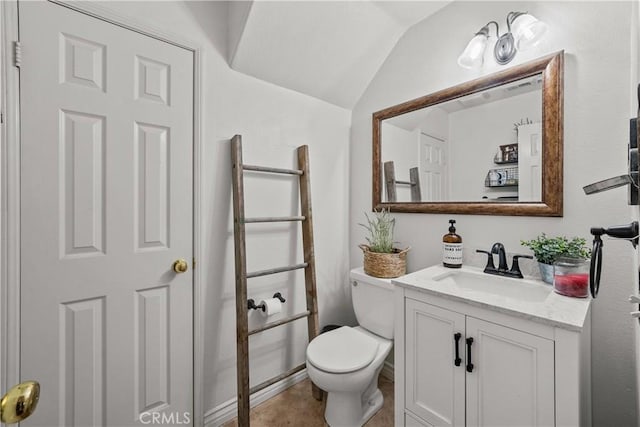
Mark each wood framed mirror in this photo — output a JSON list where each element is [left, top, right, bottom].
[[372, 51, 563, 216]]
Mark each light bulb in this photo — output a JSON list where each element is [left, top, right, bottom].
[[457, 33, 488, 69], [511, 13, 547, 51]]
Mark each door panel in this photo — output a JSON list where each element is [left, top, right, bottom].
[[135, 122, 171, 251], [19, 2, 194, 426], [405, 299, 465, 427], [60, 296, 106, 426], [61, 109, 107, 257], [465, 317, 554, 427]]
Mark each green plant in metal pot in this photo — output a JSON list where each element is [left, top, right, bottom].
[[520, 234, 590, 283], [358, 209, 409, 278]]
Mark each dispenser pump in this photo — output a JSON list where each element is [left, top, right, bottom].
[[443, 219, 463, 268]]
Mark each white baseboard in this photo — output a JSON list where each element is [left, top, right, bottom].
[[381, 360, 394, 381], [204, 369, 309, 427]]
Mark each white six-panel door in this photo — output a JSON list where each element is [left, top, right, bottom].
[[419, 133, 448, 202], [19, 2, 194, 425]]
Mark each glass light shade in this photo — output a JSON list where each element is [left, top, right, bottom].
[[511, 13, 547, 51], [457, 34, 488, 69]]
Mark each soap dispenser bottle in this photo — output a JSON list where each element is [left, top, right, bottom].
[[443, 219, 463, 268]]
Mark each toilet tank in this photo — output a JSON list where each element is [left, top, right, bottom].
[[350, 268, 395, 339]]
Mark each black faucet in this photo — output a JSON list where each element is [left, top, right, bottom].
[[491, 242, 508, 271], [476, 243, 533, 279]]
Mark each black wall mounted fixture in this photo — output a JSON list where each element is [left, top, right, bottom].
[[630, 117, 638, 205], [583, 84, 640, 298], [589, 222, 639, 298]]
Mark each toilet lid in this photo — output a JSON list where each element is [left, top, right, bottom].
[[307, 327, 379, 374]]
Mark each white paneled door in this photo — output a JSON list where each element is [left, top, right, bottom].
[[19, 2, 194, 426], [420, 133, 448, 202]]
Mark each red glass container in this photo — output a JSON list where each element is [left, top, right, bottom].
[[553, 257, 589, 298]]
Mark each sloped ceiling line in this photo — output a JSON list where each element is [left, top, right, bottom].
[[228, 1, 451, 109]]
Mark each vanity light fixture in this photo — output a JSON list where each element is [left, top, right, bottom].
[[457, 12, 547, 70]]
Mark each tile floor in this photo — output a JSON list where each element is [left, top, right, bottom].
[[223, 376, 394, 427]]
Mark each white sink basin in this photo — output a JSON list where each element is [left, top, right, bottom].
[[431, 269, 552, 303]]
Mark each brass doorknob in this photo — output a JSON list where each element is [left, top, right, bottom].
[[173, 259, 188, 273], [1, 381, 40, 424]]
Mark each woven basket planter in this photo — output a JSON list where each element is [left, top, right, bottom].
[[359, 245, 410, 278]]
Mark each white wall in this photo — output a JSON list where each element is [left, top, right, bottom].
[[419, 106, 449, 141], [351, 1, 638, 424], [92, 1, 352, 423], [381, 122, 419, 202], [633, 2, 640, 424]]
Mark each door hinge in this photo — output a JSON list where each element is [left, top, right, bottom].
[[13, 41, 21, 68]]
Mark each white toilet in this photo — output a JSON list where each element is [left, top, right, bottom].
[[306, 268, 394, 427]]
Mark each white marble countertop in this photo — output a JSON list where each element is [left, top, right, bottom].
[[392, 265, 592, 332]]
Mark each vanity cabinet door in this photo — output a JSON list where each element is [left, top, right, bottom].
[[405, 298, 466, 427], [465, 317, 555, 427]]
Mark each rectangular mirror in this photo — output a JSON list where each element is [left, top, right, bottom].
[[372, 51, 563, 216]]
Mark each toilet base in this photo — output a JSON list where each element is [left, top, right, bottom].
[[324, 387, 383, 427]]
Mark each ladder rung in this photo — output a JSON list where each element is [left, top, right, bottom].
[[250, 363, 307, 395], [244, 216, 305, 223], [249, 311, 311, 336], [243, 164, 303, 176], [247, 263, 308, 279], [396, 180, 413, 185]]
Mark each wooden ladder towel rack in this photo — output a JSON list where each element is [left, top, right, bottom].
[[383, 160, 421, 202], [230, 135, 321, 426]]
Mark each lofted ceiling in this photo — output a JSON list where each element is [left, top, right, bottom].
[[228, 1, 451, 109]]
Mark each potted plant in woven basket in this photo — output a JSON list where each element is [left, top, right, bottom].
[[359, 209, 410, 278], [520, 234, 590, 284]]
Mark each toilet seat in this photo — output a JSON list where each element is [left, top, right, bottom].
[[307, 326, 379, 374]]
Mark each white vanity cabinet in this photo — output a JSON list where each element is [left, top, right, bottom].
[[394, 266, 592, 427], [404, 298, 554, 426]]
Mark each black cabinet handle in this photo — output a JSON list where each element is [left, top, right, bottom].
[[453, 333, 462, 366], [466, 337, 474, 373]]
